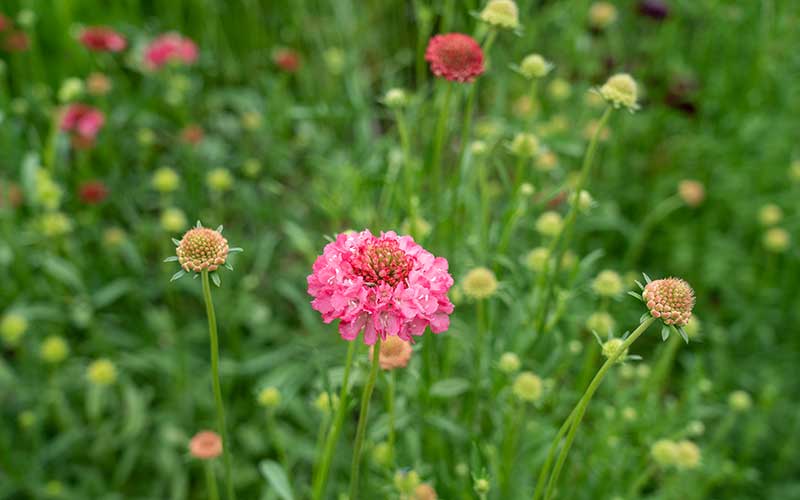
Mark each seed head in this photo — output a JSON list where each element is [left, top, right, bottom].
[[601, 338, 628, 363], [87, 358, 117, 386], [161, 208, 187, 232], [587, 311, 615, 334], [384, 88, 409, 108], [258, 386, 281, 409], [678, 180, 705, 207], [651, 439, 679, 466], [642, 278, 695, 326], [535, 211, 563, 238], [592, 270, 623, 297], [674, 440, 701, 469], [600, 73, 639, 111], [152, 167, 180, 192], [480, 0, 520, 29], [512, 371, 543, 402], [589, 2, 618, 29], [498, 352, 521, 374], [520, 53, 552, 79], [758, 204, 783, 226], [370, 335, 413, 370], [40, 335, 69, 364], [176, 226, 229, 272], [524, 247, 550, 272], [763, 228, 790, 253], [510, 132, 540, 157], [728, 390, 752, 412]]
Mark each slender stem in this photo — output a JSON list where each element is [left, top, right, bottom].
[[205, 461, 220, 500], [201, 271, 236, 500], [542, 317, 656, 500], [395, 110, 415, 220], [531, 407, 578, 500], [311, 340, 357, 500], [349, 337, 382, 499], [387, 371, 396, 465], [533, 107, 613, 334], [627, 462, 657, 498], [430, 83, 454, 229]]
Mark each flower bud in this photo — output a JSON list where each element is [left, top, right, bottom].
[[510, 132, 540, 157], [592, 270, 623, 297], [176, 226, 229, 272], [728, 390, 752, 412], [160, 208, 187, 233], [535, 211, 563, 238], [474, 478, 491, 495], [758, 204, 782, 226], [589, 2, 618, 29], [601, 338, 628, 362], [642, 277, 695, 326], [586, 311, 615, 335], [520, 53, 553, 79], [678, 180, 705, 207], [384, 88, 409, 108], [651, 439, 679, 466], [40, 335, 69, 364], [512, 371, 543, 402], [462, 267, 498, 300], [257, 386, 281, 409], [599, 73, 639, 110], [674, 440, 701, 469], [498, 352, 521, 374], [152, 167, 180, 192], [763, 228, 790, 252], [523, 247, 549, 272], [87, 358, 117, 386], [207, 168, 234, 192], [1, 313, 28, 346], [480, 0, 520, 29]]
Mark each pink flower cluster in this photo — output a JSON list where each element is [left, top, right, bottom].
[[308, 230, 454, 344], [60, 104, 105, 148], [79, 27, 127, 52], [144, 33, 198, 70], [425, 33, 485, 83], [642, 277, 695, 326]]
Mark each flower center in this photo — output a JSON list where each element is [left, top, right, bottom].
[[350, 239, 413, 287]]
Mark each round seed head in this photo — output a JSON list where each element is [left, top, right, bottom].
[[642, 278, 695, 326], [176, 227, 229, 272]]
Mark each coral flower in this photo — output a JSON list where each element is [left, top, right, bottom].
[[60, 104, 105, 142], [189, 430, 223, 460], [78, 181, 108, 204], [307, 230, 454, 344], [79, 27, 127, 52], [273, 48, 301, 72], [370, 335, 413, 370], [642, 278, 695, 326], [425, 33, 485, 83], [176, 226, 230, 272], [144, 33, 198, 70]]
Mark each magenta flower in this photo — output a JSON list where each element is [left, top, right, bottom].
[[60, 104, 105, 142], [307, 230, 454, 344], [144, 33, 198, 70], [79, 27, 127, 52]]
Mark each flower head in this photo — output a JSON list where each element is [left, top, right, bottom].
[[512, 371, 543, 402], [763, 227, 790, 253], [678, 180, 705, 207], [175, 225, 230, 273], [207, 168, 234, 192], [370, 335, 413, 370], [675, 440, 701, 469], [601, 338, 628, 363], [384, 88, 409, 109], [589, 2, 618, 30], [758, 204, 783, 226], [586, 311, 615, 334], [651, 439, 679, 466], [510, 132, 540, 157], [415, 483, 438, 500], [152, 167, 180, 192], [60, 104, 105, 143], [307, 230, 454, 344], [258, 386, 281, 409], [519, 53, 553, 79], [425, 33, 485, 83], [4, 31, 30, 52], [87, 358, 117, 386], [480, 0, 520, 30], [79, 27, 127, 52], [642, 278, 695, 326], [86, 72, 112, 96], [161, 208, 187, 232], [728, 390, 752, 412], [40, 335, 69, 364], [535, 211, 563, 238], [498, 352, 521, 374], [592, 270, 623, 297], [599, 73, 639, 111], [462, 267, 498, 300], [189, 430, 222, 460], [144, 33, 198, 70], [78, 180, 108, 205], [1, 313, 28, 346]]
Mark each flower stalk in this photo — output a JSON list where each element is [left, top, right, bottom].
[[349, 336, 383, 499]]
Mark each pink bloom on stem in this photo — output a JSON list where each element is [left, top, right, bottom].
[[78, 181, 108, 204], [273, 48, 301, 72], [307, 230, 454, 345], [189, 430, 222, 460], [61, 104, 105, 144], [79, 27, 127, 52], [425, 33, 485, 83], [144, 33, 198, 70]]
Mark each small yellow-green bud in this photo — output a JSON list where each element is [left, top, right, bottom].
[[523, 247, 549, 272], [241, 111, 262, 131], [763, 227, 790, 253], [474, 478, 491, 495], [728, 390, 752, 412], [137, 128, 155, 146], [510, 132, 540, 157], [687, 420, 705, 436], [498, 352, 521, 374], [535, 151, 558, 171], [601, 338, 628, 362], [314, 392, 339, 414], [462, 267, 499, 300], [592, 270, 623, 297], [257, 386, 281, 408], [371, 442, 392, 467], [160, 208, 187, 233], [535, 211, 563, 238], [207, 168, 234, 192], [58, 77, 84, 103], [152, 167, 180, 193], [675, 440, 701, 469], [586, 311, 615, 335], [39, 212, 73, 237], [568, 340, 583, 354], [758, 204, 783, 226], [622, 407, 637, 421], [40, 336, 69, 364], [589, 1, 618, 29], [1, 313, 29, 346], [18, 410, 36, 429], [651, 439, 679, 466], [324, 48, 345, 74], [384, 88, 409, 108], [599, 73, 639, 110], [520, 54, 553, 79], [512, 371, 543, 402], [394, 470, 421, 494], [480, 0, 519, 29], [548, 78, 572, 101], [470, 140, 489, 156], [87, 358, 117, 386], [789, 160, 800, 182]]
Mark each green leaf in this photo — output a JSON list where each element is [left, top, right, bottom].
[[229, 247, 244, 253], [259, 460, 295, 500], [627, 291, 642, 301], [661, 325, 670, 341], [163, 256, 178, 262], [171, 238, 181, 246], [211, 272, 221, 287], [170, 270, 186, 282], [430, 378, 470, 398], [196, 220, 202, 228], [216, 225, 224, 233], [643, 273, 652, 284], [41, 256, 84, 291], [92, 279, 133, 308], [634, 280, 644, 290], [677, 326, 689, 343]]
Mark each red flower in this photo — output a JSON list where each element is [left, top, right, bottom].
[[273, 48, 301, 73], [0, 14, 10, 33], [4, 31, 30, 52], [144, 33, 198, 70], [425, 33, 485, 83], [79, 181, 108, 204], [79, 27, 127, 52], [180, 125, 204, 145]]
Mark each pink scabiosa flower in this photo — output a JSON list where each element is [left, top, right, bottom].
[[79, 27, 127, 52], [425, 33, 485, 83], [144, 33, 198, 70], [165, 221, 243, 283], [60, 104, 105, 146], [370, 335, 413, 370], [189, 430, 222, 460], [642, 277, 695, 327], [78, 181, 108, 204], [307, 230, 454, 344]]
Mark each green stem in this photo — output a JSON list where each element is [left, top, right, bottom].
[[349, 337, 382, 499], [395, 110, 415, 220], [541, 317, 656, 500], [430, 83, 454, 230], [201, 270, 236, 500], [387, 371, 396, 465], [531, 407, 578, 500], [311, 340, 357, 500], [205, 461, 220, 500], [533, 107, 613, 334], [627, 462, 657, 498]]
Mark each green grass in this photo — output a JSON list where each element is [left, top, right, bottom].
[[1, 0, 799, 499]]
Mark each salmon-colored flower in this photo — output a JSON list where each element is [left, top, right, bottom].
[[79, 27, 127, 52], [370, 335, 413, 370], [308, 230, 454, 344], [189, 430, 222, 460], [642, 278, 695, 326], [176, 226, 229, 273], [425, 33, 485, 83], [144, 33, 198, 70]]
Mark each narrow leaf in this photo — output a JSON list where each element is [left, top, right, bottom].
[[634, 280, 644, 290], [196, 220, 202, 228], [259, 460, 295, 500], [170, 270, 186, 282], [216, 225, 223, 233], [661, 326, 670, 341], [643, 273, 652, 284], [678, 327, 689, 344], [224, 263, 234, 271], [229, 247, 244, 253], [211, 273, 221, 287], [430, 378, 470, 398], [163, 256, 178, 262], [627, 291, 642, 301], [171, 238, 181, 246]]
